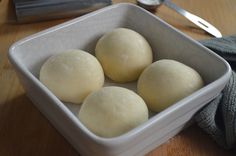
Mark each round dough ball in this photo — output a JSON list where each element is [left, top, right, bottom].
[[40, 49, 104, 104], [137, 59, 204, 112], [95, 28, 153, 83], [78, 86, 148, 138]]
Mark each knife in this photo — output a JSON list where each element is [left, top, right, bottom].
[[137, 0, 222, 38], [163, 0, 222, 38]]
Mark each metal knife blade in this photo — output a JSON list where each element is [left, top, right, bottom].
[[163, 0, 222, 38]]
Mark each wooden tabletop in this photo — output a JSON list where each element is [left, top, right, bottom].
[[0, 0, 236, 156]]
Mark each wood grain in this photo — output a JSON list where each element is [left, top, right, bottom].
[[0, 0, 236, 156]]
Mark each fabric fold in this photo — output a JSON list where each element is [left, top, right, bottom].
[[195, 35, 236, 149]]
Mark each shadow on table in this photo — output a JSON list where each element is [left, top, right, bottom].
[[148, 124, 234, 156], [0, 94, 78, 156], [182, 125, 234, 155], [3, 0, 17, 24]]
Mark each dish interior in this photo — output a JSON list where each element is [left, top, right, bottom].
[[11, 4, 228, 129]]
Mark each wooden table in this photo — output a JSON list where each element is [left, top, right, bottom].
[[0, 0, 236, 155]]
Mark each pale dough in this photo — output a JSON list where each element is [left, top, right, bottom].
[[137, 59, 204, 112], [39, 49, 104, 104], [78, 86, 148, 138], [95, 28, 153, 83]]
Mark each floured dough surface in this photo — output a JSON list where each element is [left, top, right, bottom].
[[40, 49, 104, 104], [78, 86, 148, 138], [137, 59, 204, 112], [95, 28, 153, 83]]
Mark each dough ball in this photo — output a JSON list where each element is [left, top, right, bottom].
[[78, 86, 148, 138], [137, 59, 204, 112], [40, 49, 104, 104], [95, 28, 153, 83]]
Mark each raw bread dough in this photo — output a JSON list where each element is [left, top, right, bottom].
[[95, 28, 153, 83], [39, 49, 104, 104], [78, 86, 148, 138], [137, 59, 204, 112]]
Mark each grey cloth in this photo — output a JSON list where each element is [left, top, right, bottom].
[[195, 35, 236, 149]]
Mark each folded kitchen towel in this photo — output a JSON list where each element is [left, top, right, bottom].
[[195, 35, 236, 149]]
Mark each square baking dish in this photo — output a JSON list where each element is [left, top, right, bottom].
[[8, 3, 231, 156]]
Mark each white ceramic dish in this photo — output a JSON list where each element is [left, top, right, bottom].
[[8, 3, 231, 156]]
